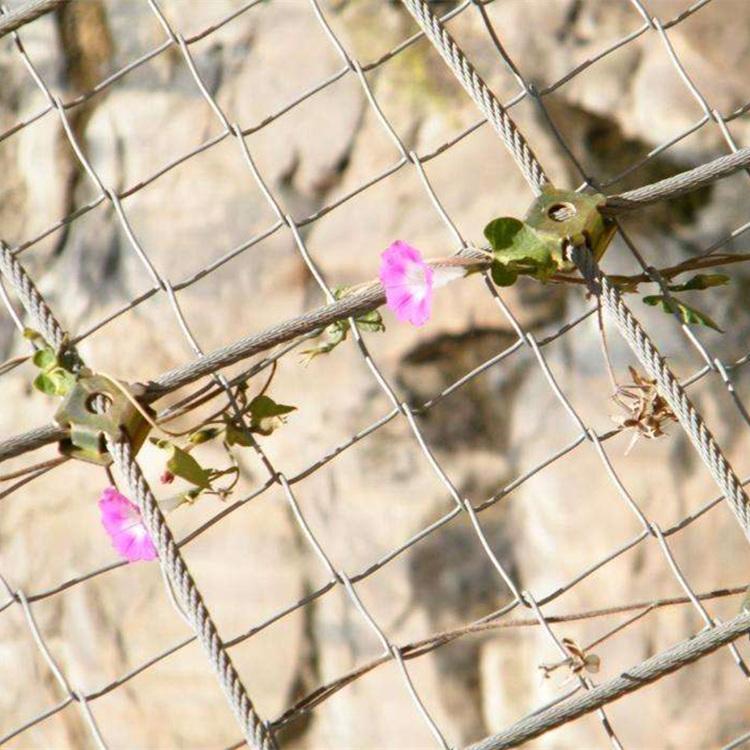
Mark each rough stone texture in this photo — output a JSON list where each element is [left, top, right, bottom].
[[1, 1, 750, 748]]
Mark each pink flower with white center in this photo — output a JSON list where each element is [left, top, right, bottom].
[[379, 241, 435, 326], [98, 487, 157, 563], [379, 241, 467, 326]]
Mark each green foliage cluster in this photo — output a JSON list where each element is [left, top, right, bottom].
[[301, 286, 385, 361], [484, 216, 730, 333]]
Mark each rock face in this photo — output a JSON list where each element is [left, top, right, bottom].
[[1, 1, 750, 748]]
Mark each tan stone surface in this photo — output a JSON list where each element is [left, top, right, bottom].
[[1, 2, 750, 748]]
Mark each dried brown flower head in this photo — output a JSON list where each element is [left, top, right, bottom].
[[539, 637, 600, 680], [612, 367, 677, 453]]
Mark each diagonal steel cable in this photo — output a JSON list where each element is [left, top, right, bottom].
[[2, 123, 748, 464], [106, 438, 276, 750], [0, 0, 65, 39], [571, 242, 750, 538], [399, 0, 750, 542], [604, 146, 750, 213], [0, 248, 276, 750], [399, 0, 548, 193], [395, 2, 750, 747], [1, 4, 750, 748], [468, 610, 750, 750], [0, 248, 485, 462], [0, 241, 67, 351]]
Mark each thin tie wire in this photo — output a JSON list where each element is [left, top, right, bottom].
[[523, 590, 625, 750], [394, 3, 750, 742], [12, 587, 109, 749], [5, 82, 750, 456]]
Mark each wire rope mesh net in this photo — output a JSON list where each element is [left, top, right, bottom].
[[1, 0, 750, 748]]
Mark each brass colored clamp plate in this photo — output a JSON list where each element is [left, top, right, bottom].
[[54, 374, 153, 465], [524, 185, 616, 270]]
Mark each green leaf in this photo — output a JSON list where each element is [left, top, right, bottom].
[[152, 439, 213, 489], [23, 327, 45, 343], [301, 320, 349, 361], [332, 286, 348, 300], [355, 308, 385, 333], [33, 367, 76, 396], [225, 421, 253, 447], [30, 343, 77, 397], [166, 445, 212, 489], [33, 372, 59, 395], [32, 348, 57, 370], [642, 295, 723, 332], [484, 216, 560, 283], [327, 320, 349, 345], [50, 368, 76, 396], [249, 395, 296, 418], [159, 487, 203, 513], [300, 294, 384, 361], [666, 273, 730, 292], [490, 263, 519, 287], [484, 217, 525, 250], [249, 394, 296, 436], [188, 427, 221, 445]]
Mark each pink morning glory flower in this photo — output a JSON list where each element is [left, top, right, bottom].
[[379, 241, 435, 326], [98, 487, 157, 563], [379, 241, 468, 326]]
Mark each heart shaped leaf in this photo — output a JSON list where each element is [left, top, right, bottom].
[[666, 273, 730, 292], [248, 395, 296, 436], [484, 217, 560, 284], [642, 295, 723, 332]]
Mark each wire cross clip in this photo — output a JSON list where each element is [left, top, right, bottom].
[[54, 373, 153, 465], [524, 185, 616, 265]]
